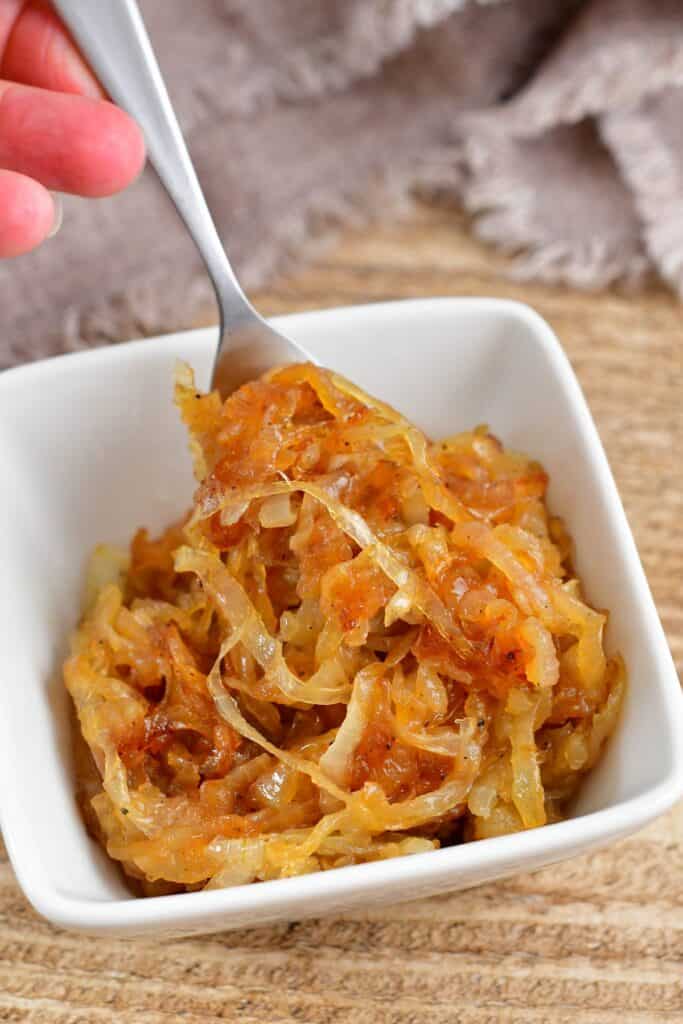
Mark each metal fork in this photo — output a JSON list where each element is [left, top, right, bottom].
[[54, 0, 310, 396]]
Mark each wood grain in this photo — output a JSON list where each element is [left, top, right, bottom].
[[1, 204, 681, 1022]]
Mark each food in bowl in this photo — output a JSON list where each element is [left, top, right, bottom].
[[64, 363, 624, 894]]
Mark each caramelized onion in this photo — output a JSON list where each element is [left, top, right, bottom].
[[64, 362, 624, 891]]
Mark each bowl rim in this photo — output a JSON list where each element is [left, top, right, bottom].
[[2, 296, 682, 934], [12, 771, 682, 933]]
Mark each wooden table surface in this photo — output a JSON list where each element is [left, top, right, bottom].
[[1, 205, 681, 1022]]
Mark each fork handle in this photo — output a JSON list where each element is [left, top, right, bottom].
[[53, 0, 253, 328]]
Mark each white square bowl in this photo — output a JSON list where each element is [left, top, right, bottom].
[[1, 298, 681, 937]]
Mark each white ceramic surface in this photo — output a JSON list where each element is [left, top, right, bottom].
[[0, 298, 681, 937]]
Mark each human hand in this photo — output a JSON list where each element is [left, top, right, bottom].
[[0, 0, 145, 257]]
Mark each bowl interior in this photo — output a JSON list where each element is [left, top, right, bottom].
[[0, 299, 679, 909]]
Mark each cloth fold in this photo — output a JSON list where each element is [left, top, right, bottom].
[[2, 0, 683, 367]]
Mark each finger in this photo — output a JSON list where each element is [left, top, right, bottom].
[[0, 167, 55, 256], [0, 80, 146, 196], [0, 0, 24, 55], [0, 0, 102, 99]]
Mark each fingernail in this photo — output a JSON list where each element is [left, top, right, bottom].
[[62, 39, 104, 100], [48, 193, 63, 238]]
